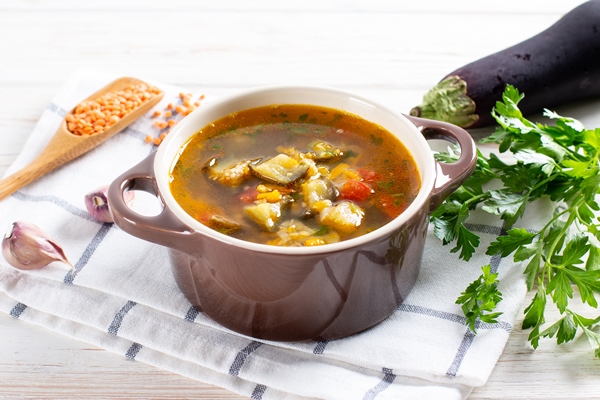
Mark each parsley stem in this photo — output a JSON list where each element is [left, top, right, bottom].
[[463, 191, 490, 208], [542, 202, 580, 276], [538, 207, 570, 239], [530, 171, 562, 193]]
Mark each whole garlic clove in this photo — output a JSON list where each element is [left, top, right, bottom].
[[1, 221, 74, 271], [84, 185, 134, 223]]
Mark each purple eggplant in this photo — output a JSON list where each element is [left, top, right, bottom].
[[410, 0, 600, 128]]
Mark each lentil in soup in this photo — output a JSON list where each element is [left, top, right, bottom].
[[169, 104, 420, 246]]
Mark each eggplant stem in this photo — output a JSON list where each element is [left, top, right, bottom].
[[410, 75, 479, 128]]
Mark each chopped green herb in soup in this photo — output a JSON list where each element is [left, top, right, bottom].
[[169, 104, 421, 246]]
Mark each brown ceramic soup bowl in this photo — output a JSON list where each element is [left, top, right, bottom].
[[108, 86, 476, 342]]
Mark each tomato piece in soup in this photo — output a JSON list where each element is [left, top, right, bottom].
[[339, 179, 373, 201], [358, 168, 381, 183]]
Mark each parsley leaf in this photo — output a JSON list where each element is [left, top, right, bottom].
[[486, 228, 536, 258], [456, 265, 503, 332], [431, 201, 480, 261], [452, 225, 480, 261], [546, 270, 573, 313], [481, 190, 528, 228]]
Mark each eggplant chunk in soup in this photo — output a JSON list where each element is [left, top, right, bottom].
[[169, 104, 421, 246]]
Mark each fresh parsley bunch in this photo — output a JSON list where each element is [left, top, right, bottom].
[[431, 85, 600, 357]]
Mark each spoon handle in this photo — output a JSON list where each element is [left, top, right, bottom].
[[0, 160, 51, 201], [0, 125, 103, 201]]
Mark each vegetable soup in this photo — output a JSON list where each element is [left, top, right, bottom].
[[169, 104, 421, 246]]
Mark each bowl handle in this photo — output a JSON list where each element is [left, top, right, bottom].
[[108, 152, 199, 254], [403, 114, 477, 211]]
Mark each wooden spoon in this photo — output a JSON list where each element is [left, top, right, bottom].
[[0, 76, 164, 201]]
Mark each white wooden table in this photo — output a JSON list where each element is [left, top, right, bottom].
[[1, 1, 599, 398]]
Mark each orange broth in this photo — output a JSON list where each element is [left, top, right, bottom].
[[169, 104, 421, 246]]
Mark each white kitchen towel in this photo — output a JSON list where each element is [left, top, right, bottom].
[[0, 70, 550, 400]]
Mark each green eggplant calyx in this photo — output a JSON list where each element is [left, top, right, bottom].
[[410, 75, 479, 128]]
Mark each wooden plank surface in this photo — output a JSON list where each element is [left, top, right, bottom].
[[1, 0, 599, 398]]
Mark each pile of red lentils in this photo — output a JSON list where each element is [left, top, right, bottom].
[[66, 83, 162, 136], [145, 92, 206, 146]]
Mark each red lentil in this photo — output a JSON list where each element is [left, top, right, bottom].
[[146, 91, 206, 146], [154, 120, 168, 129], [67, 83, 161, 136]]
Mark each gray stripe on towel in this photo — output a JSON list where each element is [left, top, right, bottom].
[[398, 304, 468, 325], [399, 303, 512, 332], [184, 305, 201, 322], [47, 102, 67, 117], [313, 340, 329, 354], [464, 222, 503, 236], [446, 329, 476, 377], [251, 384, 267, 400], [11, 192, 96, 222], [126, 342, 143, 360], [108, 300, 138, 336], [64, 223, 113, 284], [489, 253, 502, 274], [477, 319, 512, 333], [229, 341, 263, 377], [363, 367, 396, 400], [9, 303, 27, 318]]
